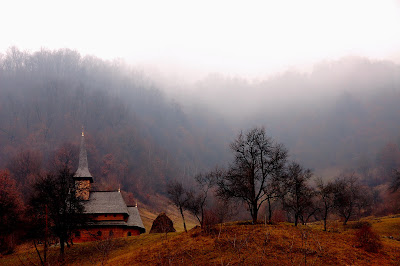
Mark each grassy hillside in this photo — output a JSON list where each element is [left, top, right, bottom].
[[138, 194, 198, 232], [2, 215, 400, 265]]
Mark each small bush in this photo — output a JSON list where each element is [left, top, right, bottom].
[[349, 220, 371, 229], [0, 234, 17, 255], [354, 225, 383, 253], [203, 210, 220, 235]]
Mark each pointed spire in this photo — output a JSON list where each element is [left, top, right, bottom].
[[74, 128, 93, 182]]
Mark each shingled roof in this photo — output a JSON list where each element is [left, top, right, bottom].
[[84, 191, 129, 214], [74, 131, 93, 182], [127, 206, 146, 233]]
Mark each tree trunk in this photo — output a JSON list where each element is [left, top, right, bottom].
[[180, 206, 187, 232], [294, 213, 299, 226], [343, 215, 349, 225], [194, 214, 201, 228], [60, 236, 65, 255], [323, 209, 328, 231], [343, 210, 352, 225], [200, 207, 204, 229], [252, 202, 258, 224], [33, 240, 44, 266], [267, 197, 272, 224]]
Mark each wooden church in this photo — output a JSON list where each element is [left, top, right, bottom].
[[73, 131, 145, 242]]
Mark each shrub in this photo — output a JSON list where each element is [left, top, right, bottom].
[[0, 234, 17, 255], [202, 210, 220, 235], [354, 225, 383, 253], [349, 220, 372, 229]]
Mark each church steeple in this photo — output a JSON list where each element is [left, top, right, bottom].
[[74, 128, 93, 200], [74, 128, 93, 183]]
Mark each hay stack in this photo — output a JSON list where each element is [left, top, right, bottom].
[[149, 212, 176, 234]]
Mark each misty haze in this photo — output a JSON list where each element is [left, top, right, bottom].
[[1, 1, 400, 265]]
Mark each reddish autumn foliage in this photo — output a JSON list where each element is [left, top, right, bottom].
[[0, 170, 24, 254], [6, 150, 42, 199], [47, 142, 78, 173], [0, 170, 24, 224]]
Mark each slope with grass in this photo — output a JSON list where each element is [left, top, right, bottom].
[[138, 194, 198, 232], [2, 216, 400, 265]]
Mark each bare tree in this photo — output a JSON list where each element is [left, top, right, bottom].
[[333, 174, 367, 225], [166, 180, 191, 232], [281, 162, 315, 226], [186, 168, 220, 228], [315, 177, 335, 231], [263, 174, 283, 224], [216, 127, 287, 224]]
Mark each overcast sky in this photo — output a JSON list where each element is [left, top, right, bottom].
[[1, 0, 400, 79]]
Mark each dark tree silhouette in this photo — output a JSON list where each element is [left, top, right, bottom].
[[185, 168, 220, 228], [263, 173, 284, 224], [315, 177, 335, 231], [0, 170, 24, 254], [281, 162, 315, 226], [166, 180, 191, 232], [333, 174, 367, 225], [216, 127, 287, 224], [29, 167, 87, 256]]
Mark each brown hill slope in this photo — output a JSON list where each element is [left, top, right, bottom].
[[2, 216, 400, 265], [138, 194, 198, 232]]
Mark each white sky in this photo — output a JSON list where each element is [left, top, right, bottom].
[[1, 0, 400, 79]]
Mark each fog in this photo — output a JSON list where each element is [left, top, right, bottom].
[[1, 1, 400, 199], [153, 56, 400, 174], [1, 47, 400, 206], [2, 0, 400, 79]]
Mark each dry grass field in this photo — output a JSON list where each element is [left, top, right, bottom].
[[1, 215, 400, 265]]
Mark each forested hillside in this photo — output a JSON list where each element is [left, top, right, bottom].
[[0, 47, 231, 202], [1, 47, 400, 204]]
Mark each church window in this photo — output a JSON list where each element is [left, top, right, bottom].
[[128, 232, 131, 236]]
